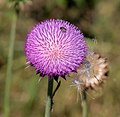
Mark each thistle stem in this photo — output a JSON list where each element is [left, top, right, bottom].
[[45, 78, 54, 117], [4, 12, 17, 117], [81, 90, 88, 117]]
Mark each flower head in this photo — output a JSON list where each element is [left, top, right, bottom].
[[25, 19, 87, 78], [72, 52, 109, 90]]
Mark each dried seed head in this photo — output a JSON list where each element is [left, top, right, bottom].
[[73, 52, 109, 90]]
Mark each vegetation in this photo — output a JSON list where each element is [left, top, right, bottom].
[[0, 0, 120, 117]]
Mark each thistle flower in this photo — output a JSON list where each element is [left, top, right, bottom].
[[72, 52, 109, 90], [25, 19, 87, 79]]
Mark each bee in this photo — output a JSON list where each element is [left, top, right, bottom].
[[60, 26, 67, 33]]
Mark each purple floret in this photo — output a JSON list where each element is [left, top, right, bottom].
[[25, 19, 87, 78]]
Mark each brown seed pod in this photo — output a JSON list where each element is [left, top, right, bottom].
[[75, 52, 109, 90]]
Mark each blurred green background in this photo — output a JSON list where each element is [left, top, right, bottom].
[[0, 0, 120, 117]]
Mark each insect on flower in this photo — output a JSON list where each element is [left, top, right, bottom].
[[60, 26, 67, 33]]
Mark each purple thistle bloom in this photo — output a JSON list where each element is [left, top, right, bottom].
[[25, 19, 87, 79]]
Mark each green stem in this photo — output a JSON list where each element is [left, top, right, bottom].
[[4, 12, 17, 117], [81, 90, 88, 117], [45, 78, 54, 117]]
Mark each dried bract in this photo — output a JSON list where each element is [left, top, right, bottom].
[[73, 52, 109, 90]]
